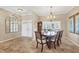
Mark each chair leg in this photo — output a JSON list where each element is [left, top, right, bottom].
[[36, 42, 38, 48], [54, 42, 56, 49], [57, 40, 60, 46], [60, 39, 62, 44], [41, 44, 43, 52], [46, 42, 49, 48]]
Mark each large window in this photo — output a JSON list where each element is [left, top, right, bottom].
[[42, 21, 61, 31], [10, 16, 18, 32], [5, 15, 20, 33]]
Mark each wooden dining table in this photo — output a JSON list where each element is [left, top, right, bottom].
[[42, 31, 57, 49]]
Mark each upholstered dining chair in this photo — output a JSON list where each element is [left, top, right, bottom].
[[50, 32, 60, 49], [59, 31, 63, 43], [50, 34, 57, 49], [57, 30, 63, 46], [35, 31, 47, 52]]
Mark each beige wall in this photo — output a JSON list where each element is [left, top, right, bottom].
[[66, 6, 79, 41], [0, 8, 21, 41]]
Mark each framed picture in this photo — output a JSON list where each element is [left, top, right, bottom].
[[75, 13, 79, 34], [69, 15, 75, 33]]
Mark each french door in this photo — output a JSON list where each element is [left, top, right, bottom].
[[22, 21, 33, 37]]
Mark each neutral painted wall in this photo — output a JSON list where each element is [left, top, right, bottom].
[[0, 8, 21, 41]]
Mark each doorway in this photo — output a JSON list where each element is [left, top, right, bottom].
[[22, 20, 33, 37]]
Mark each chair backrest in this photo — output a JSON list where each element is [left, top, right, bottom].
[[56, 31, 60, 41], [59, 30, 63, 38], [57, 30, 63, 41], [54, 34, 58, 42], [35, 31, 42, 41]]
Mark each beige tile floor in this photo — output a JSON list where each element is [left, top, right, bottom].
[[0, 37, 79, 53]]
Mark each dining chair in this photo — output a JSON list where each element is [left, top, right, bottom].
[[51, 31, 61, 47], [50, 34, 57, 49], [35, 31, 47, 52], [59, 30, 63, 43], [57, 30, 63, 46]]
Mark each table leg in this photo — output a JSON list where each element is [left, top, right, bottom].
[[47, 37, 52, 49]]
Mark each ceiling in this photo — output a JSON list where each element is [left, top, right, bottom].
[[0, 6, 74, 16]]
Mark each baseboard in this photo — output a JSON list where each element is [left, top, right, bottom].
[[0, 36, 20, 43]]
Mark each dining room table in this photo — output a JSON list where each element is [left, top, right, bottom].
[[42, 31, 57, 49]]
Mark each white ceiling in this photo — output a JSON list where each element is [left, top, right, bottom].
[[0, 6, 74, 16]]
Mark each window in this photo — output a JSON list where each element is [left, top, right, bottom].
[[5, 15, 19, 33], [43, 21, 61, 31], [10, 17, 18, 32]]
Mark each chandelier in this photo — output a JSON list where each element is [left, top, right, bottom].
[[47, 6, 56, 21]]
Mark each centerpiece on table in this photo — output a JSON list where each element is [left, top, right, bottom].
[[47, 29, 53, 35]]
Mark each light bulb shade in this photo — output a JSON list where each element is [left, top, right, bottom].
[[47, 16, 49, 19], [50, 15, 53, 19], [47, 15, 54, 19], [53, 15, 56, 19], [47, 15, 56, 20]]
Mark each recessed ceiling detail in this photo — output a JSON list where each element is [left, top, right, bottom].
[[0, 6, 74, 16]]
